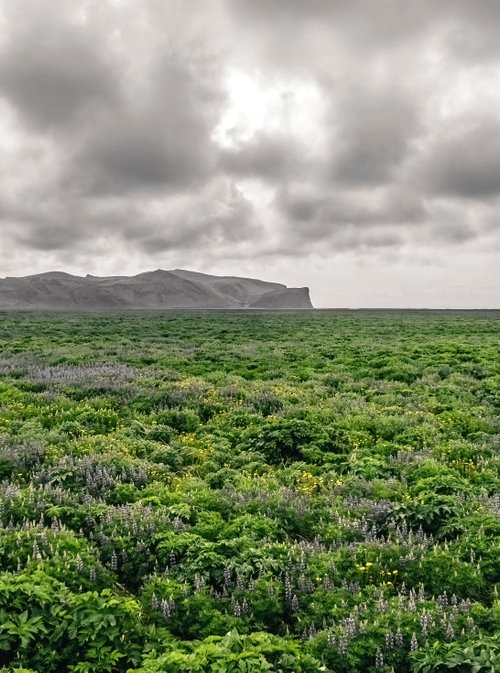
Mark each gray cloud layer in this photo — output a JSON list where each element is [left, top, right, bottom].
[[0, 0, 499, 305]]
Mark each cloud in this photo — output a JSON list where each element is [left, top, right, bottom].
[[218, 133, 296, 180], [0, 2, 119, 131], [444, 1, 500, 62], [227, 0, 437, 45], [275, 185, 426, 247], [228, 0, 500, 55], [422, 118, 500, 199], [331, 85, 420, 186], [75, 54, 225, 194], [121, 180, 258, 253]]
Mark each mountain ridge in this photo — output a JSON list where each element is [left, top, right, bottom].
[[0, 269, 313, 309]]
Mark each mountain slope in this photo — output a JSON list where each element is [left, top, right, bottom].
[[0, 270, 313, 309]]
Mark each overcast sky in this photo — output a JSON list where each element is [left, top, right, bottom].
[[1, 0, 499, 307]]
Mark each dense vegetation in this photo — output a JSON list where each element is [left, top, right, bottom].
[[0, 309, 499, 673]]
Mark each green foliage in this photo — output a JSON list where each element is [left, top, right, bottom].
[[238, 417, 326, 463], [0, 570, 143, 671], [0, 309, 499, 672], [411, 633, 500, 672], [135, 629, 323, 673]]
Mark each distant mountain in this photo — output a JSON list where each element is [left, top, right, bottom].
[[0, 269, 313, 309]]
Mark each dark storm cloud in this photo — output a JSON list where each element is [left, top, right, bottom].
[[332, 86, 420, 186], [17, 225, 86, 252], [233, 0, 425, 24], [0, 6, 119, 131], [4, 194, 102, 251], [276, 187, 426, 242], [446, 26, 500, 63], [119, 181, 257, 254], [228, 0, 500, 51], [75, 55, 224, 194], [227, 0, 435, 42], [424, 119, 500, 199], [0, 0, 232, 259], [447, 1, 500, 62]]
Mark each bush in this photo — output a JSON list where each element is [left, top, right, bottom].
[[135, 629, 323, 673]]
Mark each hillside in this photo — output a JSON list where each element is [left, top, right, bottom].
[[0, 269, 313, 309]]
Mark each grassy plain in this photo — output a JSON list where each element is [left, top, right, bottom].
[[0, 309, 499, 672]]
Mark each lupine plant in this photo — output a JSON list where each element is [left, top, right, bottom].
[[0, 309, 499, 671]]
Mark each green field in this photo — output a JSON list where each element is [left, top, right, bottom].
[[0, 310, 499, 672]]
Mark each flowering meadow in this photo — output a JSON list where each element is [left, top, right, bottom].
[[0, 310, 499, 672]]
